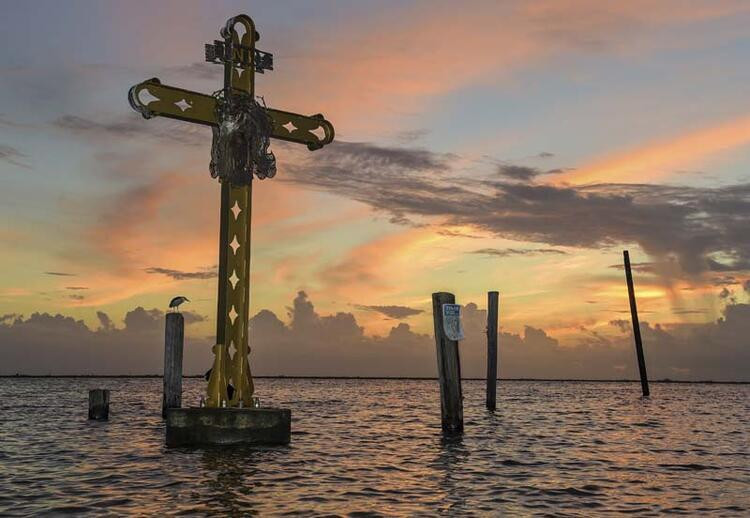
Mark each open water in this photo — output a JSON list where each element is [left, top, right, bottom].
[[0, 378, 747, 516]]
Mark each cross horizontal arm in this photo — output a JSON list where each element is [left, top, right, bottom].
[[128, 78, 334, 150]]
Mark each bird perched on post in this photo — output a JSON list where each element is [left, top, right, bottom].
[[169, 296, 189, 313]]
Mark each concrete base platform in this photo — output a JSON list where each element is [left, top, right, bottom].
[[165, 407, 291, 447]]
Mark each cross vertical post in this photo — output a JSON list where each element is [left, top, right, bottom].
[[208, 15, 258, 409]]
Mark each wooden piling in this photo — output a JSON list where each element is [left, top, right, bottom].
[[486, 291, 499, 411], [163, 312, 185, 417], [623, 250, 650, 397], [88, 389, 110, 420], [432, 292, 463, 434]]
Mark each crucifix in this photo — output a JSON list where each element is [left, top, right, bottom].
[[128, 14, 334, 409]]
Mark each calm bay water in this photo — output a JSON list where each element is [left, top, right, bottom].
[[0, 378, 747, 516]]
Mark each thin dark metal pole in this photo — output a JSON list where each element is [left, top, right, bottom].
[[623, 250, 650, 397], [486, 291, 499, 411]]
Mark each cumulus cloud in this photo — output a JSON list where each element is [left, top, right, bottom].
[[182, 312, 207, 325], [355, 304, 424, 319], [1, 292, 747, 381], [253, 294, 748, 380], [0, 306, 213, 375], [96, 311, 114, 331]]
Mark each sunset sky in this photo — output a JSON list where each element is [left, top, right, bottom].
[[2, 1, 749, 379]]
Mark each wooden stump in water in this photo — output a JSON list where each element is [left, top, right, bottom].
[[88, 389, 110, 420], [486, 291, 499, 411], [162, 312, 184, 417], [432, 292, 463, 434]]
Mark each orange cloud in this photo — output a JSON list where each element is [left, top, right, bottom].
[[559, 115, 750, 185], [316, 227, 448, 299], [266, 1, 749, 136], [62, 167, 320, 307]]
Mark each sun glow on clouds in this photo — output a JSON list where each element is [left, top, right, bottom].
[[559, 114, 750, 185], [2, 0, 750, 365]]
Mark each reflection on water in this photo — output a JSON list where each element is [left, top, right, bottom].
[[0, 379, 748, 515]]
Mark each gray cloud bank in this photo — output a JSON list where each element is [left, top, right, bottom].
[[52, 114, 209, 146], [1, 292, 747, 381], [284, 142, 750, 276]]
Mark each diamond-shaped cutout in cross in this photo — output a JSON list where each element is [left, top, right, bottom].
[[228, 305, 238, 324], [175, 98, 191, 112], [229, 236, 240, 254], [282, 121, 297, 133], [311, 125, 326, 141], [229, 270, 239, 289], [231, 200, 241, 219], [137, 88, 159, 106]]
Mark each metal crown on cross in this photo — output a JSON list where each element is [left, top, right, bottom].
[[128, 14, 334, 408]]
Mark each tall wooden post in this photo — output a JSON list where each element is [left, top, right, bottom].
[[432, 292, 463, 434], [486, 291, 499, 411], [623, 250, 650, 397], [163, 312, 184, 417]]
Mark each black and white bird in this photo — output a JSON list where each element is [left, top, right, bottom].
[[168, 296, 190, 313]]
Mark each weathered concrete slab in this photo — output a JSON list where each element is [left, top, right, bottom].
[[165, 407, 291, 447]]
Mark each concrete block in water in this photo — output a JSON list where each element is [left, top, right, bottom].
[[165, 407, 291, 447]]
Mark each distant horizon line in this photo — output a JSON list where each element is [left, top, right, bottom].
[[0, 374, 747, 384]]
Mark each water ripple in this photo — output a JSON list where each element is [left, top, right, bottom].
[[0, 379, 747, 516]]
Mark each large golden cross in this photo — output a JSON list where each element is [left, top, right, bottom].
[[128, 14, 334, 408]]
